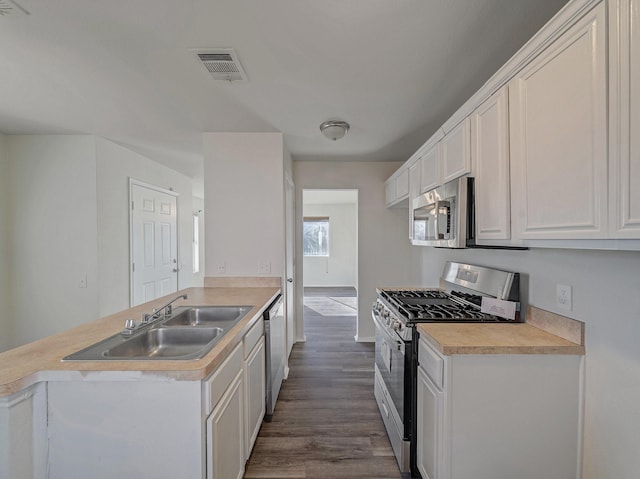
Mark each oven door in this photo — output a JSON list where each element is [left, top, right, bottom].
[[373, 312, 409, 435]]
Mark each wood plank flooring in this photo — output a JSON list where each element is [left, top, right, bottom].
[[244, 293, 404, 479]]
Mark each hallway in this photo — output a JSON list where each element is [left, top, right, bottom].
[[243, 289, 403, 478]]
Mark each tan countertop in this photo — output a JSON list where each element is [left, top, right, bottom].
[[417, 309, 585, 356], [0, 286, 280, 397]]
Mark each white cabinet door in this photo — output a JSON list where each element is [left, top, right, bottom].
[[471, 87, 511, 241], [409, 159, 421, 241], [441, 118, 471, 184], [509, 3, 608, 239], [417, 366, 443, 479], [207, 371, 245, 479], [244, 336, 266, 459], [386, 169, 410, 208], [396, 168, 410, 199], [420, 144, 440, 193], [610, 0, 640, 237], [385, 178, 396, 206]]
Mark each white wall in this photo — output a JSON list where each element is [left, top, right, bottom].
[[0, 134, 11, 352], [203, 132, 285, 278], [6, 135, 100, 347], [303, 202, 357, 288], [417, 246, 640, 479], [0, 135, 198, 351], [294, 161, 423, 341], [95, 137, 197, 316]]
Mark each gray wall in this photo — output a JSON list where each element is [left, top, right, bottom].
[[294, 161, 423, 341], [6, 135, 100, 347], [0, 134, 10, 352], [0, 135, 198, 351], [95, 137, 196, 317]]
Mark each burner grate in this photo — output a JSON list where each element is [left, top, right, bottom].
[[381, 288, 502, 322]]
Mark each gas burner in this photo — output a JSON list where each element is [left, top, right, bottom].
[[380, 288, 504, 322], [387, 290, 449, 299], [450, 290, 483, 306]]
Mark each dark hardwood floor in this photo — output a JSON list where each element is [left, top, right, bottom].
[[244, 291, 403, 479]]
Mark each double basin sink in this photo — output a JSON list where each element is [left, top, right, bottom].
[[63, 306, 252, 361]]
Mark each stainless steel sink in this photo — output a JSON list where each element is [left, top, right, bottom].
[[62, 305, 253, 361], [102, 327, 223, 359], [163, 306, 251, 327]]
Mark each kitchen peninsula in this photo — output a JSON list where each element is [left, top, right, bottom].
[[0, 286, 280, 479]]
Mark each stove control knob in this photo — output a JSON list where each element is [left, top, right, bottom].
[[391, 320, 402, 331]]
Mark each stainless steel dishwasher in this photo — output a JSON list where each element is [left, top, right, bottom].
[[264, 294, 286, 421]]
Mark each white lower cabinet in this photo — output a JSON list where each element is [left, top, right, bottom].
[[0, 383, 47, 479], [244, 323, 266, 459], [416, 336, 584, 479], [207, 371, 245, 479], [44, 322, 266, 479], [416, 367, 443, 479]]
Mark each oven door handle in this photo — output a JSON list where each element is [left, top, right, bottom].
[[371, 311, 404, 354]]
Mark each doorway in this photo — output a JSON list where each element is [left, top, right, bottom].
[[129, 179, 179, 306], [301, 189, 358, 336]]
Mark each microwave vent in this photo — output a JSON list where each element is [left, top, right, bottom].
[[195, 48, 248, 82]]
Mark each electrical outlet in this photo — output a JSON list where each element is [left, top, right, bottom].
[[556, 284, 572, 311], [257, 261, 271, 274], [215, 262, 226, 274]]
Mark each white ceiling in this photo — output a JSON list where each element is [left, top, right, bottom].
[[0, 0, 569, 190]]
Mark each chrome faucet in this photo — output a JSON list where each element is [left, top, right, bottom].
[[122, 293, 188, 334], [142, 293, 188, 323]]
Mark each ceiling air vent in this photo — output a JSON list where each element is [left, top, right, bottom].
[[0, 0, 28, 16], [195, 49, 248, 82]]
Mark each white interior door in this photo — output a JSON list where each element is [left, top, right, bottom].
[[130, 180, 179, 306]]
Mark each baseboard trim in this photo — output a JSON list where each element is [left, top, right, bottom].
[[354, 335, 375, 343]]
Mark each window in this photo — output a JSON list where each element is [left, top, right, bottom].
[[193, 214, 200, 274], [303, 217, 329, 256]]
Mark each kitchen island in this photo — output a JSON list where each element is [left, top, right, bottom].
[[0, 286, 280, 479]]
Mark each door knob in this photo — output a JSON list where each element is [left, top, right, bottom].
[[287, 278, 293, 283]]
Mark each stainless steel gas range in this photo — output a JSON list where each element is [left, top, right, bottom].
[[372, 262, 521, 477]]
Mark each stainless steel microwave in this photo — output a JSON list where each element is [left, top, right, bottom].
[[411, 177, 468, 248]]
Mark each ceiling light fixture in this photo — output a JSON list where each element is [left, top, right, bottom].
[[320, 120, 350, 141]]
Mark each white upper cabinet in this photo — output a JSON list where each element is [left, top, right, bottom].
[[385, 167, 410, 208], [408, 159, 421, 241], [471, 87, 511, 241], [441, 117, 471, 184], [417, 120, 470, 195], [509, 2, 608, 239], [420, 143, 440, 193], [610, 0, 640, 237], [396, 168, 410, 199]]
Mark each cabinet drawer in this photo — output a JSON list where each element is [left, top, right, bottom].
[[418, 338, 444, 389], [204, 342, 243, 415], [243, 319, 264, 359]]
